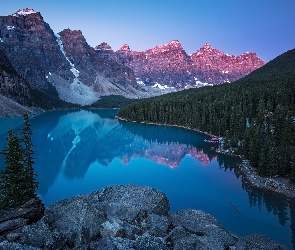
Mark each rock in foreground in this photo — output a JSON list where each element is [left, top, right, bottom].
[[0, 185, 285, 249]]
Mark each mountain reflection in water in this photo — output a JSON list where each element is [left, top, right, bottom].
[[0, 109, 294, 249]]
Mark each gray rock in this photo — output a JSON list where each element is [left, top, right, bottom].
[[167, 226, 191, 242], [167, 226, 209, 250], [65, 225, 91, 249], [172, 235, 209, 250], [100, 219, 124, 238], [0, 198, 44, 224], [147, 214, 170, 237], [170, 209, 236, 249], [21, 219, 53, 248], [0, 218, 28, 234], [90, 237, 117, 250], [0, 241, 41, 250], [234, 234, 286, 249], [111, 237, 135, 250], [99, 185, 170, 221], [6, 232, 20, 242], [44, 192, 106, 246], [135, 235, 169, 250]]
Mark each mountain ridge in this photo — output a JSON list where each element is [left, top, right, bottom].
[[115, 40, 265, 88], [0, 8, 265, 109]]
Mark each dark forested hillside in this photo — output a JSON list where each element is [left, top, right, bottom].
[[118, 48, 295, 180]]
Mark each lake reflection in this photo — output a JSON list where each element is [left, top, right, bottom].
[[0, 109, 294, 249]]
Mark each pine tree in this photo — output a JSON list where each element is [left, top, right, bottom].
[[0, 128, 25, 209], [0, 113, 39, 210], [20, 113, 39, 201]]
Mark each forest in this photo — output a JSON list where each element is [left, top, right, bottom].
[[118, 48, 295, 181]]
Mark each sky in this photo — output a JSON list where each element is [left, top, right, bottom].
[[0, 0, 294, 62]]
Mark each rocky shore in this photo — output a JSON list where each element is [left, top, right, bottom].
[[238, 160, 295, 199], [0, 185, 286, 249]]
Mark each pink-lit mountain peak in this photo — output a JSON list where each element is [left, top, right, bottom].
[[196, 42, 225, 56], [119, 44, 131, 52], [12, 8, 38, 17], [95, 42, 112, 51]]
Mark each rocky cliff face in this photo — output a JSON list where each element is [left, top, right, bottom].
[[0, 48, 31, 105], [190, 43, 265, 84], [116, 41, 265, 88], [0, 9, 73, 89], [0, 9, 143, 105], [117, 40, 195, 88]]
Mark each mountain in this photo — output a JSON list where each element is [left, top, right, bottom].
[[0, 8, 265, 108], [190, 43, 265, 84], [118, 48, 295, 180], [116, 41, 265, 88], [0, 9, 147, 106]]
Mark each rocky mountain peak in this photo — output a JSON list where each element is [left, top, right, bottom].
[[202, 42, 212, 49], [168, 40, 182, 47], [95, 42, 112, 51], [11, 8, 38, 17], [119, 44, 131, 52], [147, 40, 184, 54], [59, 28, 84, 41], [196, 43, 224, 56]]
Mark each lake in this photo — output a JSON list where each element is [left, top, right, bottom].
[[0, 109, 294, 249]]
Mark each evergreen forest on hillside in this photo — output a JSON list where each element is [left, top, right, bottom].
[[118, 49, 295, 180]]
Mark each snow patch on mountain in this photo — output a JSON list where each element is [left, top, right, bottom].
[[12, 8, 37, 16], [53, 33, 97, 104], [152, 82, 174, 90], [7, 26, 15, 30], [136, 78, 145, 85], [55, 33, 78, 75]]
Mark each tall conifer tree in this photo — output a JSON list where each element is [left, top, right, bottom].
[[0, 113, 39, 210]]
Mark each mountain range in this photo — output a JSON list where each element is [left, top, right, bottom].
[[0, 8, 265, 110]]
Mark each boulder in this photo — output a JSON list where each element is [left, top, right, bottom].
[[0, 218, 28, 234], [235, 234, 286, 249], [0, 240, 41, 250], [147, 214, 170, 237], [99, 185, 170, 221], [135, 235, 169, 250], [170, 209, 236, 249], [0, 198, 44, 223]]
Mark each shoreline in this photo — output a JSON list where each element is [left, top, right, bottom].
[[117, 116, 295, 199]]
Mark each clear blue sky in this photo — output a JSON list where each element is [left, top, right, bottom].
[[1, 0, 294, 62]]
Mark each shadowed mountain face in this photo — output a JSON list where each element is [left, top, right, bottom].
[[0, 49, 31, 105], [0, 10, 142, 105]]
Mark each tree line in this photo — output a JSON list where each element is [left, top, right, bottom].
[[118, 48, 295, 181]]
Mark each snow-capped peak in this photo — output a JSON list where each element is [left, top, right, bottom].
[[12, 8, 37, 16]]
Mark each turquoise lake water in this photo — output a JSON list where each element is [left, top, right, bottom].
[[0, 109, 294, 249]]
